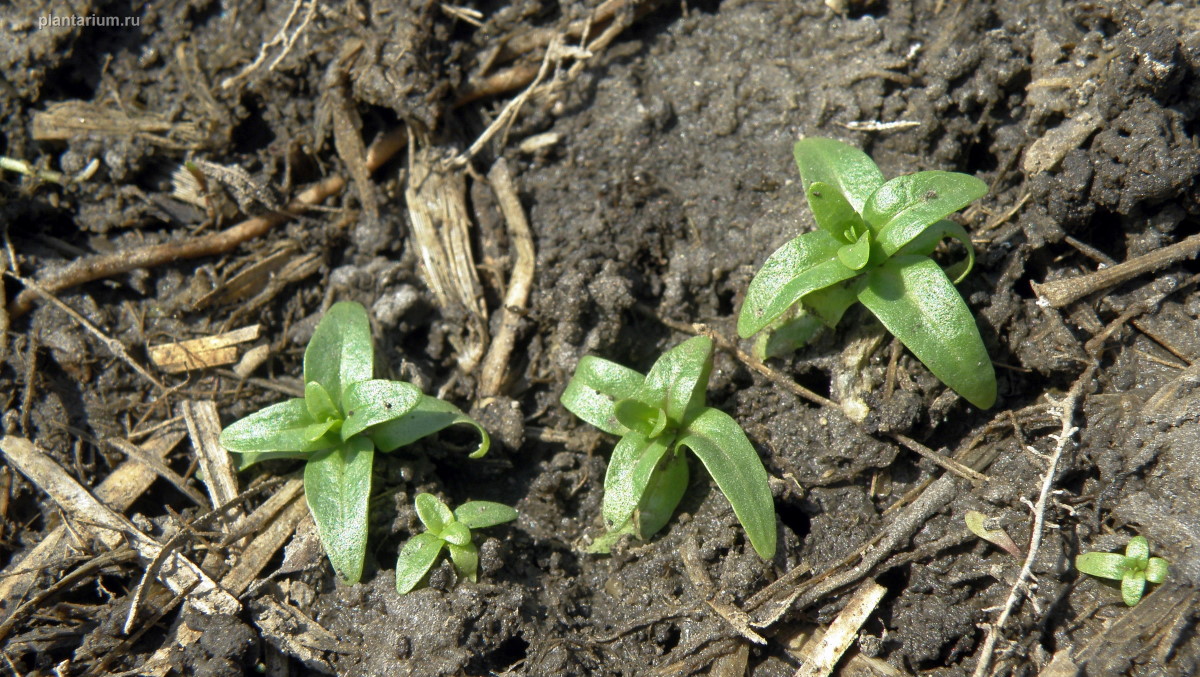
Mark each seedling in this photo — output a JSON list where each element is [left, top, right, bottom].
[[394, 493, 517, 594], [1076, 535, 1169, 606], [560, 335, 776, 559], [220, 302, 489, 583], [964, 510, 1021, 558], [738, 138, 996, 409]]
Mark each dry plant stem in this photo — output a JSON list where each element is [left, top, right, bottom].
[[221, 494, 308, 595], [11, 125, 408, 318], [892, 433, 988, 483], [681, 535, 766, 645], [0, 435, 241, 616], [478, 158, 536, 396], [105, 437, 209, 507], [1032, 232, 1200, 308], [0, 432, 184, 605], [970, 384, 1086, 677], [794, 579, 888, 677], [182, 400, 241, 513]]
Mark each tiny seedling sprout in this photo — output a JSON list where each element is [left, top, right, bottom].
[[1075, 535, 1169, 607], [395, 493, 518, 594], [560, 335, 776, 559], [220, 301, 489, 583]]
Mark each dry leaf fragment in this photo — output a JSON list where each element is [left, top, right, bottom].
[[148, 325, 262, 373]]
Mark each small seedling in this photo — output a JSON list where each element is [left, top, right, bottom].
[[395, 493, 518, 594], [1076, 535, 1169, 606], [738, 138, 996, 409], [560, 335, 776, 559], [220, 302, 489, 584], [965, 510, 1021, 558]]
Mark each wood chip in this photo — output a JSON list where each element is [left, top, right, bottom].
[[148, 324, 262, 373], [793, 579, 888, 677], [0, 436, 240, 616], [181, 400, 241, 514]]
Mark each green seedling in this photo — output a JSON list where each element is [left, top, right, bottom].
[[965, 510, 1021, 558], [560, 335, 776, 559], [1075, 535, 1169, 607], [220, 302, 489, 584], [738, 137, 996, 409], [395, 493, 517, 594]]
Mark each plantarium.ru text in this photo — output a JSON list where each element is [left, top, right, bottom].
[[738, 137, 996, 409], [561, 335, 776, 559], [219, 301, 489, 583]]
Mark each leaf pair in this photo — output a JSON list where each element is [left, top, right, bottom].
[[1076, 535, 1169, 607], [395, 494, 518, 594], [220, 302, 490, 583], [560, 336, 776, 559], [738, 138, 996, 409]]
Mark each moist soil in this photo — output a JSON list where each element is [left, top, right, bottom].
[[2, 0, 1199, 675]]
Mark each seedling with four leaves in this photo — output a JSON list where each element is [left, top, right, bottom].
[[738, 137, 996, 409], [395, 493, 518, 594], [220, 301, 489, 584], [560, 335, 776, 559], [1075, 535, 1169, 606]]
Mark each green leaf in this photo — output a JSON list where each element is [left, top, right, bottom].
[[231, 450, 312, 471], [447, 542, 480, 583], [836, 231, 872, 270], [865, 172, 987, 257], [964, 510, 1021, 558], [1122, 570, 1147, 606], [1076, 552, 1128, 580], [304, 419, 341, 442], [304, 301, 374, 406], [614, 399, 669, 439], [676, 407, 776, 559], [1125, 535, 1150, 565], [442, 522, 472, 547], [1146, 557, 1169, 584], [753, 313, 824, 360], [304, 437, 375, 583], [793, 138, 885, 213], [633, 451, 689, 540], [368, 395, 490, 458], [220, 399, 335, 454], [560, 356, 646, 436], [738, 230, 858, 338], [602, 432, 673, 529], [455, 501, 519, 529], [341, 380, 423, 440], [806, 180, 867, 243], [637, 336, 713, 425], [857, 256, 996, 409], [395, 532, 445, 594], [305, 382, 341, 421], [415, 493, 454, 535], [897, 219, 976, 283], [802, 280, 862, 327]]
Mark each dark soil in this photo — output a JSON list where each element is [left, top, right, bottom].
[[2, 0, 1199, 675]]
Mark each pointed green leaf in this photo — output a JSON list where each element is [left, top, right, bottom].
[[220, 398, 335, 454], [806, 181, 867, 243], [415, 493, 454, 535], [857, 256, 996, 409], [602, 432, 672, 529], [753, 313, 824, 360], [802, 280, 863, 328], [304, 419, 341, 442], [637, 336, 713, 425], [341, 380, 423, 440], [455, 501, 519, 529], [304, 301, 374, 407], [738, 230, 859, 338], [305, 381, 341, 421], [1076, 552, 1128, 580], [447, 542, 480, 583], [560, 355, 646, 436], [368, 395, 490, 458], [676, 408, 776, 559], [614, 399, 669, 439], [793, 138, 885, 213], [865, 172, 987, 257], [633, 451, 689, 540], [1125, 535, 1150, 565], [837, 231, 871, 270], [897, 219, 976, 283], [442, 522, 472, 547], [231, 450, 312, 471], [1122, 570, 1147, 606], [304, 437, 374, 583], [1146, 557, 1169, 584], [395, 532, 445, 594]]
